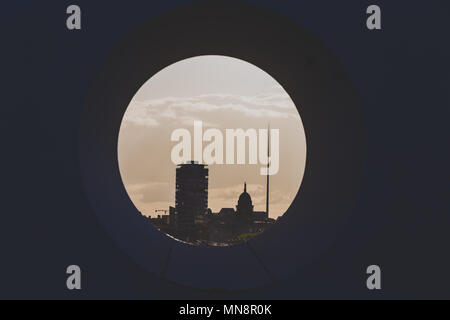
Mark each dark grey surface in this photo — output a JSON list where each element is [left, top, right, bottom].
[[1, 0, 449, 299]]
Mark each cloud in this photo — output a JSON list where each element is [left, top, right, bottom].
[[122, 91, 299, 128], [126, 182, 172, 204]]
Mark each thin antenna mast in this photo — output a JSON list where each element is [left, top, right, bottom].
[[266, 124, 270, 218]]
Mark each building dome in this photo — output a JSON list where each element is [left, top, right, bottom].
[[236, 182, 254, 216]]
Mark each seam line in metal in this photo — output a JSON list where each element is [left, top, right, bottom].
[[246, 241, 276, 284]]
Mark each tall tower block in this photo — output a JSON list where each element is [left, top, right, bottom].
[[174, 161, 208, 239]]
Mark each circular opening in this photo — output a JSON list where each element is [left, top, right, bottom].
[[80, 1, 365, 290], [117, 55, 307, 246]]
